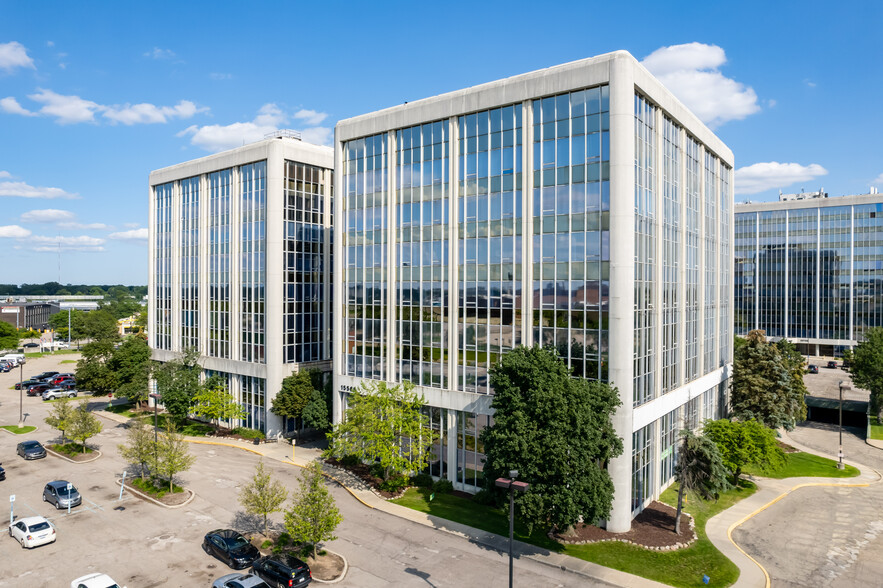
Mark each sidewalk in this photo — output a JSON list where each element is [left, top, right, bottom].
[[97, 407, 665, 588], [703, 430, 882, 588]]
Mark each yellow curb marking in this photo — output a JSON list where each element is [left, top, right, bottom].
[[183, 438, 376, 510], [728, 481, 871, 588]]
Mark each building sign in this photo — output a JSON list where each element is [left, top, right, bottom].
[[0, 307, 17, 314]]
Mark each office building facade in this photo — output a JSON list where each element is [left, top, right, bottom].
[[148, 134, 334, 435], [735, 191, 883, 355], [334, 51, 734, 531]]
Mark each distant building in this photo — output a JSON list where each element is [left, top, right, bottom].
[[148, 134, 334, 434], [735, 191, 883, 355], [0, 302, 57, 331]]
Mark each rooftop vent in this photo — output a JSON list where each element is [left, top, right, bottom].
[[264, 129, 302, 141]]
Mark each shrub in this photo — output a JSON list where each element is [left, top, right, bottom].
[[340, 454, 361, 467], [232, 427, 265, 440], [369, 462, 386, 479], [261, 539, 272, 549], [432, 479, 454, 494], [409, 473, 435, 488], [379, 475, 409, 493], [472, 488, 498, 506]]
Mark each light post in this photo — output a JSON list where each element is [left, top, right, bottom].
[[495, 470, 529, 588], [149, 392, 161, 463], [18, 362, 23, 427], [837, 380, 849, 469]]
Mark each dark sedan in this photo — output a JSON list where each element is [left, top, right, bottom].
[[34, 371, 59, 381], [14, 379, 41, 390], [0, 463, 5, 481], [252, 554, 312, 588], [203, 529, 261, 570], [22, 342, 39, 348], [17, 440, 46, 460], [26, 384, 50, 397]]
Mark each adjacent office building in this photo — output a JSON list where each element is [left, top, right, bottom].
[[735, 189, 883, 356], [333, 51, 734, 530], [148, 133, 334, 435]]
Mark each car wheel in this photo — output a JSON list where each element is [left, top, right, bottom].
[[19, 537, 25, 547], [68, 394, 75, 398], [42, 494, 46, 502]]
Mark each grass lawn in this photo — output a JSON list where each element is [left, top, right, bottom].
[[870, 416, 883, 441], [24, 349, 79, 358], [51, 442, 94, 456], [60, 359, 77, 364], [393, 480, 757, 588], [131, 476, 185, 498], [135, 413, 214, 436], [743, 451, 860, 479], [105, 402, 144, 419], [1, 425, 36, 434]]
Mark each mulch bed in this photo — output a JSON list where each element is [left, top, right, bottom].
[[777, 440, 799, 453], [48, 444, 96, 462], [307, 551, 346, 581], [550, 501, 695, 549], [123, 478, 191, 506], [324, 458, 401, 498]]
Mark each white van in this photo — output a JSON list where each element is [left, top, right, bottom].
[[1, 354, 25, 365]]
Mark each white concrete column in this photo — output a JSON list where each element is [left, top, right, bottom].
[[521, 99, 534, 348], [606, 55, 637, 534], [849, 206, 854, 343], [447, 117, 460, 390], [322, 166, 333, 361], [697, 145, 706, 374], [815, 208, 820, 342], [653, 108, 663, 395], [677, 127, 687, 386], [230, 167, 241, 361], [148, 185, 157, 351], [446, 408, 458, 485], [171, 180, 182, 352], [783, 208, 789, 339], [753, 213, 759, 332], [265, 147, 284, 436], [198, 173, 209, 357], [386, 132, 398, 382], [332, 138, 346, 426]]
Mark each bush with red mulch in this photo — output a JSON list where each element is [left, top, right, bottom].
[[550, 501, 695, 549]]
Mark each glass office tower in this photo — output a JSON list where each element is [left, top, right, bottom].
[[334, 51, 734, 531], [149, 134, 333, 435], [735, 192, 883, 356]]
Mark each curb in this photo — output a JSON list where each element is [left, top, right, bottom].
[[0, 425, 38, 436], [46, 445, 102, 463], [115, 478, 196, 509], [186, 438, 267, 456], [310, 548, 348, 584]]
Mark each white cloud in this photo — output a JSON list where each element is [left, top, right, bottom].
[[58, 221, 113, 230], [871, 173, 883, 187], [179, 103, 332, 152], [735, 162, 828, 195], [47, 41, 54, 48], [0, 171, 12, 179], [26, 235, 105, 252], [0, 178, 78, 199], [0, 225, 31, 238], [123, 222, 140, 229], [0, 41, 35, 72], [641, 43, 760, 128], [28, 88, 101, 124], [210, 73, 232, 80], [0, 96, 37, 116], [294, 109, 328, 126], [145, 47, 176, 60], [20, 209, 75, 223], [103, 100, 206, 125], [109, 228, 148, 242]]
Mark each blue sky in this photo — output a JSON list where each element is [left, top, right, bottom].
[[1, 1, 880, 285]]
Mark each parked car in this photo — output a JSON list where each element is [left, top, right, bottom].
[[35, 371, 59, 379], [26, 384, 50, 397], [22, 342, 40, 349], [43, 480, 82, 510], [203, 529, 261, 569], [51, 373, 76, 385], [0, 362, 11, 373], [70, 572, 124, 588], [55, 380, 77, 391], [14, 379, 40, 390], [827, 361, 838, 369], [212, 573, 270, 588], [8, 516, 56, 548], [0, 463, 5, 481], [43, 388, 78, 401], [807, 364, 819, 374], [16, 440, 46, 460], [251, 554, 312, 588]]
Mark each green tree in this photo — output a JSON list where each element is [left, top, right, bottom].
[[150, 421, 196, 492], [480, 345, 622, 533], [82, 309, 120, 342], [76, 340, 118, 395], [328, 380, 436, 480], [69, 400, 104, 453], [774, 339, 809, 423], [301, 388, 330, 430], [108, 336, 151, 406], [703, 419, 784, 481], [48, 309, 87, 342], [0, 321, 18, 350], [191, 380, 247, 432], [45, 397, 76, 444], [272, 371, 316, 423], [731, 330, 805, 429], [850, 327, 883, 419], [284, 461, 342, 559], [673, 430, 731, 534], [153, 348, 202, 420], [118, 418, 154, 481], [239, 460, 289, 535]]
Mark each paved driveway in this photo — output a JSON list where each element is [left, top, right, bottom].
[[732, 422, 883, 587]]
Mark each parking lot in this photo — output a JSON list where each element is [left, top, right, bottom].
[[0, 354, 596, 588]]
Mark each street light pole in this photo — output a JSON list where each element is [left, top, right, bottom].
[[18, 362, 23, 427], [149, 392, 160, 464], [495, 470, 530, 588], [837, 380, 846, 470]]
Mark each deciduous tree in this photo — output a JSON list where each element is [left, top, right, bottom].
[[108, 336, 151, 406], [271, 371, 315, 423], [480, 345, 623, 533], [703, 418, 784, 481], [150, 421, 196, 492], [239, 460, 288, 535], [45, 397, 75, 443], [0, 321, 19, 351], [118, 418, 154, 481], [284, 462, 342, 559], [191, 379, 246, 432], [301, 388, 330, 430], [673, 430, 731, 534], [75, 340, 118, 395], [153, 347, 202, 421], [327, 380, 435, 480], [850, 327, 883, 419], [69, 400, 103, 453]]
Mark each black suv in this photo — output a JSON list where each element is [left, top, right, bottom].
[[252, 554, 312, 587], [203, 529, 260, 569]]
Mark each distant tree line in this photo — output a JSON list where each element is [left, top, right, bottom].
[[0, 282, 147, 298]]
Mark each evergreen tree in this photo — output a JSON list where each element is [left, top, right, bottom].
[[239, 460, 288, 535], [284, 462, 342, 559], [271, 371, 316, 423], [480, 345, 622, 533], [301, 388, 330, 430], [674, 430, 731, 534]]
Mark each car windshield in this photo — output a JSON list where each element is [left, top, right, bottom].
[[57, 486, 77, 496], [225, 534, 250, 549], [22, 441, 40, 448], [28, 521, 50, 531]]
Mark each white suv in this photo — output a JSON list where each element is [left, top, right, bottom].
[[42, 388, 78, 401]]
